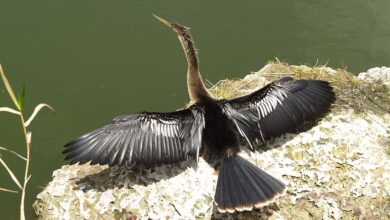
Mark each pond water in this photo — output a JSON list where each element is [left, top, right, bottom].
[[0, 0, 389, 219]]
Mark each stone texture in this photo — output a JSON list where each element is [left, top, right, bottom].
[[358, 66, 390, 87]]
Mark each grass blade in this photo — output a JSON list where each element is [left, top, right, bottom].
[[17, 84, 26, 111], [0, 107, 21, 115], [26, 132, 32, 145], [0, 157, 22, 190], [0, 187, 18, 194], [0, 146, 27, 161], [0, 64, 20, 110], [24, 103, 55, 127], [26, 175, 31, 184]]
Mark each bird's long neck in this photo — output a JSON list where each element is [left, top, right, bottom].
[[175, 25, 212, 103]]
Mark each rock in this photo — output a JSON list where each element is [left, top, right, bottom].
[[358, 66, 390, 87], [33, 63, 390, 220]]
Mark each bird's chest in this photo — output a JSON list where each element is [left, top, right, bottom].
[[202, 105, 240, 157]]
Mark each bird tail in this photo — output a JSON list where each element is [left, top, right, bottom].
[[214, 155, 286, 213]]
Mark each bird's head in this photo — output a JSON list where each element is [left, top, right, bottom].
[[153, 14, 191, 37]]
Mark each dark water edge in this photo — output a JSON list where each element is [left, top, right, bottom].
[[0, 1, 389, 219]]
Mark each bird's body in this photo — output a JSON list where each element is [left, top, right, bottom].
[[202, 100, 240, 159], [64, 16, 335, 213]]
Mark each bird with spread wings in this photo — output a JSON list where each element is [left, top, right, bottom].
[[64, 16, 335, 213]]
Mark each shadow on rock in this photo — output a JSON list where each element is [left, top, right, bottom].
[[75, 161, 194, 192]]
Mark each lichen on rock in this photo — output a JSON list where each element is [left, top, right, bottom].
[[33, 63, 390, 220]]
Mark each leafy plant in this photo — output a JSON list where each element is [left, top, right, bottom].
[[0, 64, 54, 220]]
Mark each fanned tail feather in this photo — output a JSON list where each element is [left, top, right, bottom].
[[214, 155, 286, 213]]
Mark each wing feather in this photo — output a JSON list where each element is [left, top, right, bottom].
[[220, 77, 335, 148], [110, 130, 127, 166], [63, 107, 205, 166]]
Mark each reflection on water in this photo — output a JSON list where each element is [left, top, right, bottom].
[[0, 0, 389, 219]]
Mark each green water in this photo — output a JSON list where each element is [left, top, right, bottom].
[[0, 1, 389, 219]]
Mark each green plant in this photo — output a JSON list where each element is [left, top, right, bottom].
[[0, 64, 54, 220]]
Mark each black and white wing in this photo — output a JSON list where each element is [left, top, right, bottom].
[[219, 77, 335, 149], [63, 106, 205, 167]]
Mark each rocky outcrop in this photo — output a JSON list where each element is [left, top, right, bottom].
[[358, 66, 390, 87], [33, 63, 390, 220]]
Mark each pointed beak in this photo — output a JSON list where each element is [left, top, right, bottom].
[[153, 14, 172, 28]]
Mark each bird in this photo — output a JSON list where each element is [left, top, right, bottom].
[[63, 15, 336, 213]]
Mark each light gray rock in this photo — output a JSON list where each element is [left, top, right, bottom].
[[358, 66, 390, 87], [33, 64, 390, 220]]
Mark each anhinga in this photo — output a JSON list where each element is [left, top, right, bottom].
[[63, 16, 336, 213]]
